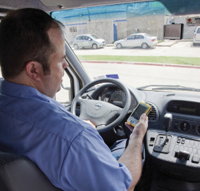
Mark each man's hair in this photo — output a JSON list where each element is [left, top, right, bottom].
[[0, 8, 61, 79]]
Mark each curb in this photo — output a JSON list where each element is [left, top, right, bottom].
[[156, 41, 178, 47], [81, 60, 200, 69]]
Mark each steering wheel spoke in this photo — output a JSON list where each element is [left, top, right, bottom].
[[96, 124, 106, 131], [116, 107, 123, 115]]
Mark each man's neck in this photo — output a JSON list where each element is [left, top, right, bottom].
[[5, 72, 36, 89]]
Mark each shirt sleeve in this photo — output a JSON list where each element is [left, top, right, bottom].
[[59, 126, 132, 191]]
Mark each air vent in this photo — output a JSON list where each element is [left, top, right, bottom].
[[147, 103, 158, 122]]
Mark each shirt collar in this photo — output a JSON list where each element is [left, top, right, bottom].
[[0, 78, 51, 102]]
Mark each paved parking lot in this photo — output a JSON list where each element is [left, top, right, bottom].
[[74, 40, 200, 58]]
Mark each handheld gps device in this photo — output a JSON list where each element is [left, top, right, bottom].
[[127, 102, 152, 127]]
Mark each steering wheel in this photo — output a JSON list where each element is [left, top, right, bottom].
[[71, 78, 131, 133]]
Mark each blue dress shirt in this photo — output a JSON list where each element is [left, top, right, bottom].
[[0, 79, 132, 191]]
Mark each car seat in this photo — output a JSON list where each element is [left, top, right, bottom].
[[0, 151, 62, 191]]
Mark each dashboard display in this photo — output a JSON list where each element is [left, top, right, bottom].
[[110, 90, 126, 107], [179, 107, 196, 113], [99, 87, 137, 109], [167, 101, 200, 116]]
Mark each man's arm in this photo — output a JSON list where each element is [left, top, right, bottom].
[[118, 113, 148, 191]]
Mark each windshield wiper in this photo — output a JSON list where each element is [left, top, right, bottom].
[[137, 85, 200, 92]]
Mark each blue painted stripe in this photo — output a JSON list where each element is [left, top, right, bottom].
[[113, 19, 127, 22], [65, 23, 87, 26], [54, 10, 126, 20]]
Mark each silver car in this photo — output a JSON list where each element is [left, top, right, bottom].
[[193, 26, 200, 45], [114, 33, 158, 49], [73, 34, 106, 49]]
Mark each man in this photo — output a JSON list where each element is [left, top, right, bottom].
[[0, 8, 148, 190]]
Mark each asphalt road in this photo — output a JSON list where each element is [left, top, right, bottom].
[[72, 41, 200, 90], [82, 61, 200, 88]]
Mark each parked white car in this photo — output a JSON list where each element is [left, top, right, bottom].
[[193, 26, 200, 45], [73, 34, 106, 49], [114, 33, 158, 49]]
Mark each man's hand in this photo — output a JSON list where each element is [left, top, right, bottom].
[[125, 113, 148, 131], [128, 113, 148, 142], [84, 120, 96, 128], [119, 113, 148, 191]]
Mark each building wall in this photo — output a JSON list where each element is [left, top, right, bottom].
[[65, 23, 87, 44], [127, 14, 165, 40], [87, 20, 113, 44], [55, 2, 167, 44], [65, 15, 165, 44]]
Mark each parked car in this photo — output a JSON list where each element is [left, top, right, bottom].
[[193, 26, 200, 45], [73, 34, 106, 49], [114, 33, 158, 49]]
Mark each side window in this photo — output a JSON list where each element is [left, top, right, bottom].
[[85, 36, 89, 40], [136, 35, 144, 39], [127, 35, 135, 40], [197, 28, 200, 33]]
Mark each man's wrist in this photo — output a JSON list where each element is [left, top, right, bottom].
[[129, 133, 144, 145]]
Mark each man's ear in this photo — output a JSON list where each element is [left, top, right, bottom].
[[25, 61, 43, 81]]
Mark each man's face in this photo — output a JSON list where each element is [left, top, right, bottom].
[[41, 28, 68, 98]]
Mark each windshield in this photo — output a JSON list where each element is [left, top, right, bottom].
[[51, 1, 200, 92]]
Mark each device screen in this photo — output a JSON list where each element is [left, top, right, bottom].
[[131, 104, 148, 120], [127, 102, 151, 127]]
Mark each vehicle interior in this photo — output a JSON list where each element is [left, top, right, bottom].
[[0, 0, 200, 191]]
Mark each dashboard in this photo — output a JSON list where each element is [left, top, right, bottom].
[[143, 91, 200, 185], [90, 82, 200, 186]]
